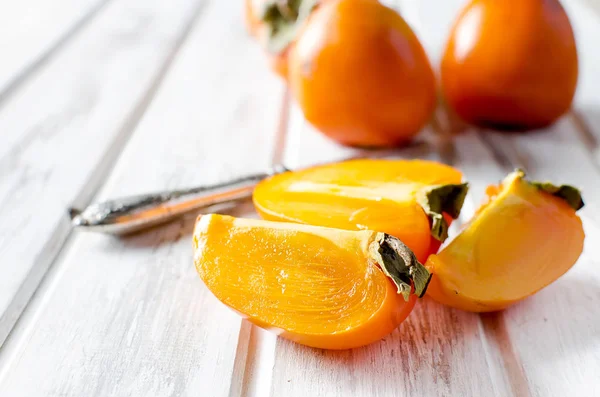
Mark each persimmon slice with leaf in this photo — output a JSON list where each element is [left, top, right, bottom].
[[426, 170, 585, 312], [253, 159, 468, 262], [193, 214, 430, 350]]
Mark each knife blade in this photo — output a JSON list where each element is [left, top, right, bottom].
[[69, 142, 430, 235]]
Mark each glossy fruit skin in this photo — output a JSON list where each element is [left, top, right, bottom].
[[253, 159, 463, 263], [193, 214, 417, 350], [441, 0, 578, 130], [425, 172, 584, 312], [289, 0, 436, 147]]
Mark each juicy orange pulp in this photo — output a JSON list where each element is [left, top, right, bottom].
[[193, 214, 416, 349], [426, 172, 584, 312], [253, 159, 463, 262]]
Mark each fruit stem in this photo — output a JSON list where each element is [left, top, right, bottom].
[[514, 169, 584, 211], [417, 183, 469, 242], [260, 0, 318, 53], [369, 233, 432, 301]]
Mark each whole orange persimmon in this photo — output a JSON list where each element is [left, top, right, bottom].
[[441, 0, 578, 130], [288, 0, 436, 147]]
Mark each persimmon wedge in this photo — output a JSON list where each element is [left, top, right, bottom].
[[193, 214, 431, 350], [426, 170, 585, 312], [253, 159, 468, 263]]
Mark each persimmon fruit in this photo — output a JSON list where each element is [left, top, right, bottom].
[[193, 214, 431, 350], [288, 0, 437, 147], [441, 0, 578, 130], [426, 170, 585, 312], [253, 159, 468, 263]]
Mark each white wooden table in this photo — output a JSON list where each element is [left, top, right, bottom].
[[0, 0, 599, 395]]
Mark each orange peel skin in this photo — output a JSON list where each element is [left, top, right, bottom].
[[193, 214, 429, 350], [253, 159, 467, 263], [426, 171, 585, 312]]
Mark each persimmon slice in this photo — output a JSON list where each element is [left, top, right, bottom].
[[253, 159, 468, 262], [193, 214, 430, 350], [426, 170, 585, 312]]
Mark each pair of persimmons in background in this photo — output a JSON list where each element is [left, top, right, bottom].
[[245, 0, 578, 147]]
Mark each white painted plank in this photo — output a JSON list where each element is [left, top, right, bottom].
[[562, 0, 600, 166], [271, 108, 511, 397], [0, 0, 205, 345], [270, 2, 511, 392], [478, 119, 600, 397], [0, 1, 286, 396], [0, 0, 106, 101], [416, 0, 600, 395], [413, 1, 600, 395], [272, 299, 511, 397], [566, 0, 600, 109]]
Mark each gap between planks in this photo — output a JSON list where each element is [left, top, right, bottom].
[[0, 0, 112, 108], [466, 111, 600, 396], [433, 93, 600, 396], [228, 89, 291, 397], [569, 110, 600, 172], [431, 108, 534, 397], [0, 0, 209, 352]]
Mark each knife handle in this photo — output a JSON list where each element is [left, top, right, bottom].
[[69, 165, 288, 235]]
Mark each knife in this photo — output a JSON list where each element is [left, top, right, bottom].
[[68, 143, 430, 235]]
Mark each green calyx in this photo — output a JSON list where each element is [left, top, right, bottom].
[[417, 183, 469, 242], [369, 233, 432, 301], [531, 182, 584, 211], [512, 169, 584, 211], [260, 0, 318, 53]]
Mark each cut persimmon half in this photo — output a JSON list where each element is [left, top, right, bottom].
[[426, 170, 585, 312], [193, 214, 431, 350], [253, 159, 468, 262]]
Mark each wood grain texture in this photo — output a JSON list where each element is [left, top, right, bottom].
[[0, 0, 108, 102], [415, 0, 600, 395], [441, 117, 600, 397], [474, 119, 600, 397], [272, 1, 600, 396], [0, 1, 286, 395], [563, 0, 600, 165], [0, 0, 206, 345], [0, 0, 597, 396], [269, 2, 512, 391], [271, 107, 512, 397]]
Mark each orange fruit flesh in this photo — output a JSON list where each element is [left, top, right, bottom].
[[193, 214, 416, 349], [426, 173, 584, 312], [253, 159, 463, 262]]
